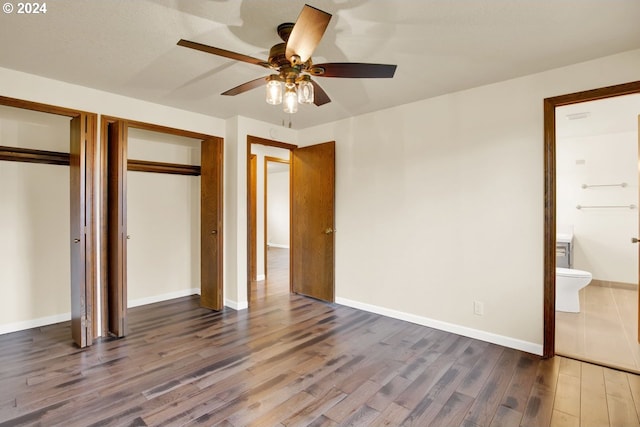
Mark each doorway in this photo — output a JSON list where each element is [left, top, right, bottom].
[[543, 80, 640, 361], [247, 138, 294, 303], [246, 136, 336, 306], [554, 94, 640, 372]]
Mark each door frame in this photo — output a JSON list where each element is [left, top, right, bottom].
[[246, 136, 297, 304], [100, 116, 223, 337], [0, 95, 97, 347], [543, 80, 640, 358]]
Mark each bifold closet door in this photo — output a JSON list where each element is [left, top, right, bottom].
[[107, 120, 128, 337], [201, 137, 223, 310], [70, 114, 94, 348]]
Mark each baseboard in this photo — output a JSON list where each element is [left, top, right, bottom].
[[0, 312, 71, 335], [335, 297, 543, 356], [224, 299, 248, 311], [591, 279, 636, 290], [267, 243, 289, 249], [128, 288, 200, 308]]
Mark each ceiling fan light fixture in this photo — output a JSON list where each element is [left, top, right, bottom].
[[283, 82, 298, 114], [266, 75, 283, 105], [297, 75, 314, 104]]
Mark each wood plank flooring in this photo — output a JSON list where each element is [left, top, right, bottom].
[[556, 283, 640, 373], [1, 248, 640, 426]]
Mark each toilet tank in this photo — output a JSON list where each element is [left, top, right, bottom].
[[556, 233, 573, 268]]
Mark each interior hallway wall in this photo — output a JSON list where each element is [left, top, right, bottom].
[[267, 167, 290, 248]]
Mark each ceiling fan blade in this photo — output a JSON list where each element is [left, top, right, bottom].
[[313, 63, 397, 78], [311, 80, 331, 106], [178, 39, 271, 69], [285, 5, 332, 64], [221, 76, 268, 96]]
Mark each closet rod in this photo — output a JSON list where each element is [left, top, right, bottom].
[[581, 182, 627, 189], [576, 204, 636, 210]]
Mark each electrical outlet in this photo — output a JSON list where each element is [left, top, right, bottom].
[[474, 301, 484, 316]]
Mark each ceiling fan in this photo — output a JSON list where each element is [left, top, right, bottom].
[[177, 4, 397, 113]]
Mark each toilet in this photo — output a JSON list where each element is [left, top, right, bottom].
[[556, 268, 592, 313]]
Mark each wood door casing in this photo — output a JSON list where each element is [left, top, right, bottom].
[[291, 141, 335, 302], [201, 137, 224, 311], [249, 154, 258, 283], [106, 121, 128, 337]]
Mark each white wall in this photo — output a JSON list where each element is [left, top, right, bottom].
[[126, 131, 201, 306], [299, 49, 640, 354], [0, 108, 72, 333], [557, 130, 638, 284], [267, 168, 290, 248]]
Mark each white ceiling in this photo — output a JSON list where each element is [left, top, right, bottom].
[[1, 0, 639, 129]]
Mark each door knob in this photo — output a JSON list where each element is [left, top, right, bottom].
[[324, 228, 335, 234], [211, 230, 217, 235], [632, 237, 640, 244], [126, 235, 131, 240], [73, 238, 80, 243]]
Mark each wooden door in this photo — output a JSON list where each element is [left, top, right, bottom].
[[70, 115, 93, 347], [291, 141, 335, 302], [201, 137, 224, 310], [107, 121, 128, 337]]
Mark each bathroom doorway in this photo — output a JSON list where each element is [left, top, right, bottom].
[[553, 92, 640, 372]]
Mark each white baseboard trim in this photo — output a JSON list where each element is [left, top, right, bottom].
[[256, 274, 266, 281], [335, 297, 543, 356], [267, 243, 290, 249], [225, 299, 248, 311], [0, 312, 71, 335], [128, 288, 200, 308]]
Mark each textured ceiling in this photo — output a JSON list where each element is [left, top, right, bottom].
[[1, 0, 639, 129]]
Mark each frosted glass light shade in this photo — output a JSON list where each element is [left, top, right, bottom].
[[266, 77, 282, 105], [297, 78, 314, 104], [283, 83, 298, 114]]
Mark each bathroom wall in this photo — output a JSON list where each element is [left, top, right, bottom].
[[556, 129, 638, 284]]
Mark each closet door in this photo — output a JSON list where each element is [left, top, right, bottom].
[[291, 141, 335, 302], [106, 120, 128, 336], [201, 137, 223, 310], [70, 114, 93, 347]]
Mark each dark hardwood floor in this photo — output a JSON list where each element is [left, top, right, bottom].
[[1, 248, 640, 426]]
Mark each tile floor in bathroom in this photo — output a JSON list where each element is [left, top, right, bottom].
[[556, 282, 640, 373]]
